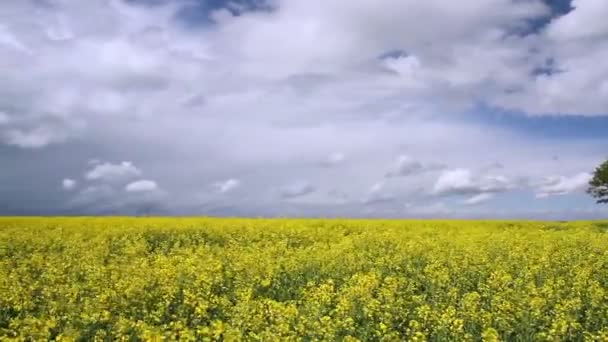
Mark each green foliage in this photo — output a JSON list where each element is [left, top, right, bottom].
[[588, 159, 608, 204], [1, 218, 608, 341]]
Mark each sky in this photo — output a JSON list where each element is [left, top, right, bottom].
[[1, 0, 608, 219]]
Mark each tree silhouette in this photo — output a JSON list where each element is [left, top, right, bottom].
[[588, 160, 608, 204]]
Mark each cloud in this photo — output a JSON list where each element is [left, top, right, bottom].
[[72, 184, 115, 206], [59, 160, 165, 215], [362, 181, 396, 205], [385, 155, 445, 178], [69, 183, 166, 215], [214, 178, 241, 194], [490, 0, 608, 116], [433, 168, 518, 196], [535, 172, 592, 198], [0, 24, 32, 54], [319, 152, 346, 167], [0, 0, 598, 154], [280, 181, 315, 199], [0, 112, 9, 125], [85, 161, 142, 182], [546, 0, 608, 41], [3, 127, 70, 149], [62, 178, 77, 191], [327, 189, 349, 202], [0, 0, 606, 218], [385, 156, 423, 177], [404, 201, 452, 216], [463, 193, 495, 205], [481, 162, 505, 172], [125, 179, 158, 193]]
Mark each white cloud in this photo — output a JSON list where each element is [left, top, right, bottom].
[[320, 152, 346, 167], [280, 181, 315, 199], [383, 55, 423, 86], [125, 179, 158, 193], [65, 160, 165, 214], [433, 168, 518, 196], [0, 112, 9, 125], [75, 185, 115, 205], [535, 172, 592, 198], [385, 155, 444, 178], [0, 0, 595, 154], [70, 182, 166, 215], [547, 0, 608, 41], [385, 155, 424, 177], [0, 0, 606, 218], [0, 24, 32, 54], [62, 178, 77, 191], [434, 169, 474, 195], [370, 182, 385, 194], [3, 127, 70, 149], [491, 0, 608, 116], [214, 178, 241, 194], [85, 161, 141, 182], [0, 0, 602, 160], [362, 181, 396, 205], [463, 193, 495, 205]]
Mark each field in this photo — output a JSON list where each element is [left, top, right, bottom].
[[1, 218, 608, 341]]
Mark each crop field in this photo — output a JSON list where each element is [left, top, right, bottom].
[[1, 218, 608, 341]]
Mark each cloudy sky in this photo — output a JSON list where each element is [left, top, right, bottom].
[[1, 0, 607, 218]]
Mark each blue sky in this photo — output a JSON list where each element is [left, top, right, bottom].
[[0, 0, 607, 218]]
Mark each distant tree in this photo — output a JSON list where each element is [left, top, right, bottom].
[[588, 160, 608, 204]]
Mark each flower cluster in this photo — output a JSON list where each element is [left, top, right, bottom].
[[1, 218, 608, 340]]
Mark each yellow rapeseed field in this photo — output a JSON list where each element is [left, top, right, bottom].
[[1, 217, 608, 341]]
